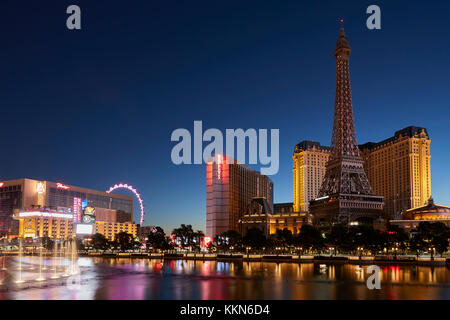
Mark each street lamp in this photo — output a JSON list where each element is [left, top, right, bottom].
[[329, 247, 334, 257], [428, 247, 434, 260], [357, 247, 363, 258]]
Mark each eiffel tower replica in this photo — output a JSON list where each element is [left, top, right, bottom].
[[310, 24, 384, 226]]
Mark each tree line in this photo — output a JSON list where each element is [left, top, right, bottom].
[[33, 221, 450, 257], [213, 222, 449, 257], [138, 221, 450, 257]]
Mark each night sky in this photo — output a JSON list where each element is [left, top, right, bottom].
[[1, 1, 449, 233]]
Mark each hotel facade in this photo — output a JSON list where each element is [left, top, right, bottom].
[[359, 126, 431, 218], [390, 197, 450, 231], [206, 155, 274, 238], [0, 178, 137, 240], [293, 141, 330, 212], [294, 127, 431, 219], [240, 200, 310, 237]]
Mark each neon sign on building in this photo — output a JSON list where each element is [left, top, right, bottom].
[[73, 197, 81, 223], [202, 236, 213, 248], [57, 182, 70, 190], [18, 211, 73, 219], [36, 182, 45, 194]]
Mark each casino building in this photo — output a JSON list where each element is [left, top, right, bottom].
[[359, 126, 431, 218], [0, 178, 137, 240], [390, 197, 450, 231], [240, 199, 310, 237], [293, 127, 432, 220], [206, 155, 274, 238]]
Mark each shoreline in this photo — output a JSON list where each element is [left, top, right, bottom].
[[1, 252, 448, 266]]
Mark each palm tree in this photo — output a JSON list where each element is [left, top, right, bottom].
[[172, 224, 200, 250], [147, 226, 171, 251]]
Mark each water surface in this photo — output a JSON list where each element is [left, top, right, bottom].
[[0, 256, 449, 300]]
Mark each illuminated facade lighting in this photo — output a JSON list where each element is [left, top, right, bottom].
[[217, 154, 222, 181], [207, 157, 274, 238], [16, 211, 73, 219], [360, 126, 431, 217], [293, 141, 330, 212]]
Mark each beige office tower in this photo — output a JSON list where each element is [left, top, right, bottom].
[[293, 141, 330, 212], [359, 126, 431, 218]]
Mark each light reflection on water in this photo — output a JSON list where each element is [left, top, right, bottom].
[[0, 256, 449, 300]]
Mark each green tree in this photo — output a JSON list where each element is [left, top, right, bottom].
[[268, 228, 294, 251], [115, 232, 133, 251], [214, 230, 242, 251], [91, 233, 109, 251], [350, 225, 383, 254], [416, 222, 450, 257], [147, 226, 172, 251], [172, 224, 201, 249], [243, 228, 267, 250], [193, 230, 205, 251], [326, 224, 351, 253], [380, 224, 410, 254], [296, 225, 324, 253], [409, 234, 426, 257]]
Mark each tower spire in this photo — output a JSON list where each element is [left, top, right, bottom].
[[335, 21, 351, 57], [310, 26, 384, 226]]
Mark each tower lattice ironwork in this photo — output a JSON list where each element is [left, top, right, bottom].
[[311, 24, 384, 226], [318, 25, 373, 197]]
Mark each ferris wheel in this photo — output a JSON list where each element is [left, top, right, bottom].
[[106, 183, 145, 225]]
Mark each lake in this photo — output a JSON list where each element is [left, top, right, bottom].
[[0, 256, 449, 299]]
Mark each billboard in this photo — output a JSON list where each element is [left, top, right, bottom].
[[82, 206, 96, 224], [76, 224, 93, 235]]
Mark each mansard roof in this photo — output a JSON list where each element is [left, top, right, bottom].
[[359, 126, 429, 151]]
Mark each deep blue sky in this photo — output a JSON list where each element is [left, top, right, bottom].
[[1, 1, 449, 233]]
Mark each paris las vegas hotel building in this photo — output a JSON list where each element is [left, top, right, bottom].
[[293, 126, 432, 219], [0, 178, 137, 240]]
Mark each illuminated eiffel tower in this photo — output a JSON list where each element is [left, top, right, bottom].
[[310, 24, 384, 226]]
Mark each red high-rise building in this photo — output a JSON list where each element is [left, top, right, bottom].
[[206, 155, 273, 238]]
